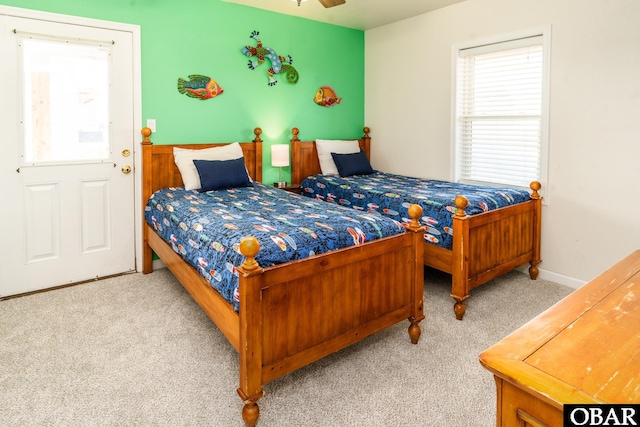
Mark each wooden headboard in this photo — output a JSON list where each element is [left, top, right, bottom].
[[290, 127, 371, 186], [140, 127, 263, 203]]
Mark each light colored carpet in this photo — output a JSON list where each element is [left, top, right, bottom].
[[0, 267, 573, 426]]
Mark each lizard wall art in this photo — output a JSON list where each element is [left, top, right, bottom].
[[241, 31, 299, 86]]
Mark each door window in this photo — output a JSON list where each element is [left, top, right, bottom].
[[20, 36, 111, 165]]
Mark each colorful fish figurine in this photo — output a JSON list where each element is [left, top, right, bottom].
[[314, 86, 342, 107], [177, 74, 223, 100]]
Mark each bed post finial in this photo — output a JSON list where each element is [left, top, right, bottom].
[[141, 127, 152, 145], [239, 236, 261, 272], [291, 127, 300, 142], [406, 204, 423, 231], [454, 196, 468, 218], [363, 127, 370, 138], [253, 128, 262, 143], [530, 181, 542, 200]]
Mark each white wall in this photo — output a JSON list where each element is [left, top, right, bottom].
[[365, 0, 640, 287]]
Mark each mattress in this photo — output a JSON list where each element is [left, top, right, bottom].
[[300, 172, 531, 250], [145, 182, 406, 311]]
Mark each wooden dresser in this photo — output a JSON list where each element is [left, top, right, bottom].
[[479, 250, 640, 427]]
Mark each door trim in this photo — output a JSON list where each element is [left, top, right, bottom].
[[0, 6, 143, 273]]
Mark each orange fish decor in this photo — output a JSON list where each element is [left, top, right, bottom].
[[177, 74, 224, 100], [314, 86, 342, 107]]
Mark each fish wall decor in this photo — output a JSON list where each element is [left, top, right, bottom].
[[177, 74, 224, 100], [241, 30, 299, 86], [314, 86, 342, 107]]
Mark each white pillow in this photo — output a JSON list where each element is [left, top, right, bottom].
[[174, 142, 245, 190], [316, 139, 360, 175]]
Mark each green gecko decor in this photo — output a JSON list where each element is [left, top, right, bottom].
[[241, 31, 299, 86]]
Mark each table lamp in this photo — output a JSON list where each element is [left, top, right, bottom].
[[271, 144, 290, 188]]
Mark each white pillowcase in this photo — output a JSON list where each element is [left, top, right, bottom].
[[315, 139, 360, 175], [173, 142, 245, 190]]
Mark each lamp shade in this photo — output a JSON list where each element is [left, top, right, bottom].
[[271, 144, 290, 167]]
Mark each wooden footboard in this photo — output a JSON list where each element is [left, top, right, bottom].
[[445, 183, 542, 320], [237, 214, 424, 425]]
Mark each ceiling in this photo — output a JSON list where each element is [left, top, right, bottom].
[[220, 0, 467, 31]]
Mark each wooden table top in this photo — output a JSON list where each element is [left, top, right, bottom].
[[479, 250, 640, 407]]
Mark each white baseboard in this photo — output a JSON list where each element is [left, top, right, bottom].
[[516, 265, 585, 289]]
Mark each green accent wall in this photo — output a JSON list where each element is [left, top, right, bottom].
[[1, 0, 364, 185]]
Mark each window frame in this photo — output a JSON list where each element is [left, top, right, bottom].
[[451, 26, 551, 202]]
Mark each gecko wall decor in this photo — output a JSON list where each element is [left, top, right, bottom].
[[241, 31, 299, 86]]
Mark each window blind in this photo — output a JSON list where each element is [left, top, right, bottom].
[[456, 36, 543, 188]]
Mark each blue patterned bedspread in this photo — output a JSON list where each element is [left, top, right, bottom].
[[300, 172, 531, 250], [145, 182, 405, 311]]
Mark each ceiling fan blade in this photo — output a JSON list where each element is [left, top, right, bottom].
[[318, 0, 346, 8]]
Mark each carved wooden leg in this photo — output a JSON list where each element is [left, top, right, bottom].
[[529, 259, 541, 280], [408, 320, 421, 344], [242, 401, 260, 427], [238, 390, 264, 427], [453, 299, 466, 321]]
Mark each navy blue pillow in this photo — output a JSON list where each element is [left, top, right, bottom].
[[331, 150, 375, 177], [193, 158, 252, 192]]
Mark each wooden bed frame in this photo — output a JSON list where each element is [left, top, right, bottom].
[[290, 127, 542, 321], [140, 127, 426, 426]]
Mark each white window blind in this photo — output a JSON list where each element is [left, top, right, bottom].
[[455, 35, 546, 188]]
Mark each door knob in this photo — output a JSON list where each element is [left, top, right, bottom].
[[121, 165, 132, 174]]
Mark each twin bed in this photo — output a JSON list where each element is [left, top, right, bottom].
[[140, 127, 425, 427], [290, 127, 542, 321], [141, 125, 542, 425]]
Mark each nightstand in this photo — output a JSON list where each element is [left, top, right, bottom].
[[275, 184, 301, 194]]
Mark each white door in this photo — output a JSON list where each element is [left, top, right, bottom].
[[0, 12, 136, 297]]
